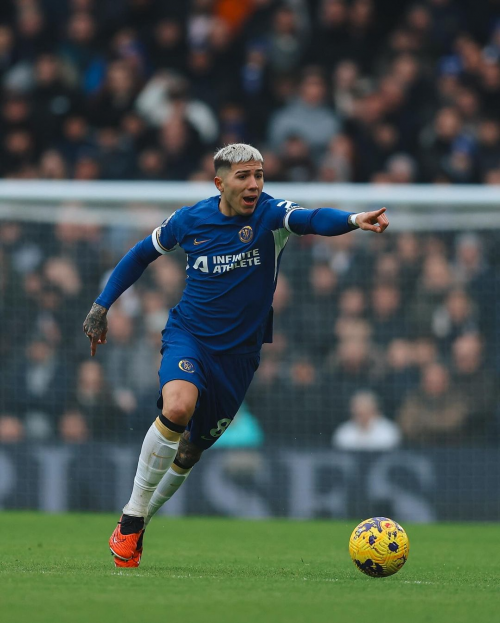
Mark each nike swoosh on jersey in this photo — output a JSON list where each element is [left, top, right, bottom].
[[193, 238, 210, 245]]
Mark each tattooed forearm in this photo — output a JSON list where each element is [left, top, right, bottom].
[[175, 431, 203, 469], [83, 302, 108, 338]]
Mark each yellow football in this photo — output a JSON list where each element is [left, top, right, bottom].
[[349, 517, 410, 577]]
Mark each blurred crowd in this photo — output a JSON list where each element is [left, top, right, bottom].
[[1, 214, 500, 448], [1, 0, 500, 183], [2, 0, 500, 449]]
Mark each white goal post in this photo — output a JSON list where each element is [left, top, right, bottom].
[[0, 181, 499, 230]]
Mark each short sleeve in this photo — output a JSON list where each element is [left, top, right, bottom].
[[151, 210, 179, 254]]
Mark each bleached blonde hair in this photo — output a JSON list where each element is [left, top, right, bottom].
[[214, 143, 264, 174]]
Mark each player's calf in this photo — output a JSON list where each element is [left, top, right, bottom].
[[145, 432, 203, 524], [175, 430, 204, 468]]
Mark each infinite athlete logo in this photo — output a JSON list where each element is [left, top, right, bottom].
[[178, 359, 195, 373], [238, 226, 253, 243]]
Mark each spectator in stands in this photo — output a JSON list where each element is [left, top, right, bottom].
[[279, 135, 316, 182], [148, 254, 184, 308], [109, 27, 148, 81], [93, 126, 135, 180], [39, 149, 68, 179], [59, 407, 90, 443], [1, 125, 36, 177], [249, 354, 330, 445], [100, 309, 139, 415], [453, 233, 488, 289], [478, 58, 500, 119], [30, 53, 82, 147], [0, 25, 16, 80], [218, 103, 249, 148], [87, 60, 141, 129], [68, 360, 125, 440], [419, 106, 465, 182], [432, 288, 479, 355], [307, 0, 350, 70], [372, 252, 401, 285], [409, 253, 453, 337], [135, 147, 165, 180], [395, 233, 421, 285], [451, 333, 497, 441], [476, 118, 500, 179], [381, 338, 419, 419], [318, 133, 356, 182], [370, 283, 405, 346], [59, 10, 106, 95], [411, 335, 440, 370], [0, 93, 33, 146], [268, 67, 340, 160], [311, 229, 369, 283], [245, 351, 283, 424], [300, 262, 338, 359], [158, 114, 203, 180], [384, 153, 418, 184], [56, 114, 93, 167], [136, 72, 218, 144], [266, 4, 307, 75], [14, 2, 52, 63], [397, 361, 468, 445], [147, 18, 187, 74], [0, 414, 24, 443], [7, 338, 70, 440], [326, 334, 378, 420], [332, 389, 401, 451]]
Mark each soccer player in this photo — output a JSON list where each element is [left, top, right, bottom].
[[83, 143, 389, 567]]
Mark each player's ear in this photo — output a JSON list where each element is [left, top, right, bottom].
[[214, 176, 224, 192]]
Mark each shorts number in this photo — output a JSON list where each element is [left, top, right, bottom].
[[209, 418, 232, 438]]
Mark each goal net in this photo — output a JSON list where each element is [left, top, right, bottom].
[[1, 181, 499, 521]]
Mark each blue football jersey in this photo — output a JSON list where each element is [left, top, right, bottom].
[[151, 192, 301, 354]]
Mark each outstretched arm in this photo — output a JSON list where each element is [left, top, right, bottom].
[[83, 236, 160, 357], [286, 206, 389, 236]]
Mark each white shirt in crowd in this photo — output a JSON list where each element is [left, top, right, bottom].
[[333, 415, 402, 451]]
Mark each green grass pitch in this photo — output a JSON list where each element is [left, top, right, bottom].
[[1, 513, 499, 623]]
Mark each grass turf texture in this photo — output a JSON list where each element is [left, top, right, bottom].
[[1, 513, 499, 623]]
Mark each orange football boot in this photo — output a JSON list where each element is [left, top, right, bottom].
[[109, 514, 145, 567]]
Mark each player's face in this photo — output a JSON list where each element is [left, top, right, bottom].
[[216, 160, 264, 217]]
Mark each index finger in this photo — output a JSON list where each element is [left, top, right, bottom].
[[90, 335, 99, 357]]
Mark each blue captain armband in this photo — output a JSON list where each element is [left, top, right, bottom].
[[152, 210, 179, 254]]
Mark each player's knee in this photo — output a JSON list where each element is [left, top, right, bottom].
[[162, 401, 193, 427], [161, 381, 197, 426]]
